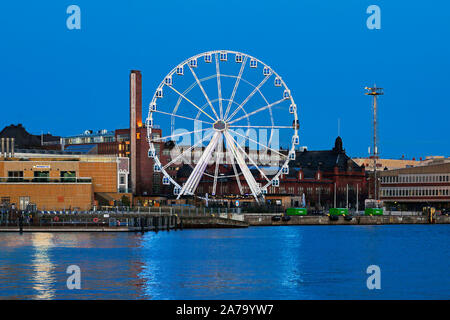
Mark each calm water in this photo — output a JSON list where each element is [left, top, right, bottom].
[[0, 225, 449, 300]]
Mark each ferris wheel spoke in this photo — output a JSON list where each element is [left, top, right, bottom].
[[212, 135, 223, 195], [224, 132, 262, 200], [152, 128, 209, 143], [168, 85, 217, 122], [163, 130, 214, 170], [215, 53, 224, 119], [178, 132, 221, 198], [224, 56, 247, 119], [226, 74, 271, 122], [226, 143, 244, 195], [228, 98, 285, 125], [188, 66, 220, 120], [228, 128, 288, 159], [229, 125, 292, 129], [226, 133, 271, 183], [152, 109, 214, 125]]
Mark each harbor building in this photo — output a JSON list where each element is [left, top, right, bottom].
[[353, 157, 420, 171], [176, 136, 367, 209], [379, 160, 450, 211], [0, 139, 130, 210]]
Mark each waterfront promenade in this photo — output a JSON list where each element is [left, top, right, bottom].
[[0, 208, 448, 232]]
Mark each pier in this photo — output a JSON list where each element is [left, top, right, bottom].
[[0, 207, 249, 232], [1, 206, 449, 232], [244, 213, 450, 226]]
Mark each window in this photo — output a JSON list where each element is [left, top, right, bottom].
[[33, 171, 49, 183], [8, 171, 23, 182], [19, 197, 30, 210], [1, 197, 10, 204], [60, 171, 76, 183]]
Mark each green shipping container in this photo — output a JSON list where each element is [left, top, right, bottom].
[[329, 208, 348, 216], [286, 208, 307, 216], [364, 208, 383, 215]]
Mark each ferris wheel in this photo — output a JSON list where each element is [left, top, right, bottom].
[[146, 50, 299, 203]]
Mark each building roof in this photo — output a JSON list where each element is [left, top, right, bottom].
[[379, 161, 450, 175], [353, 157, 419, 171], [289, 137, 362, 177], [64, 144, 98, 154], [0, 124, 60, 149]]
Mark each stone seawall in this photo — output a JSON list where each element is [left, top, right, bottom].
[[244, 214, 450, 226], [180, 216, 249, 228]]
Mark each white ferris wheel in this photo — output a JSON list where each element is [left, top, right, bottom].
[[146, 50, 299, 203]]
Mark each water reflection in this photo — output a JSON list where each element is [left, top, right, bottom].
[[0, 226, 449, 299], [30, 233, 56, 299]]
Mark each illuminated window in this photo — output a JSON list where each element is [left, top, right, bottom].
[[136, 133, 141, 140]]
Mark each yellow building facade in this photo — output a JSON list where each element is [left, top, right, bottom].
[[0, 152, 129, 210]]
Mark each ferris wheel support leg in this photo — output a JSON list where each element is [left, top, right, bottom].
[[227, 144, 244, 195], [177, 132, 221, 198], [212, 135, 223, 196], [223, 132, 262, 203]]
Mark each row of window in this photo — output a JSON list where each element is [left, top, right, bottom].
[[65, 136, 115, 145], [6, 171, 76, 182], [381, 174, 450, 184], [380, 187, 450, 197]]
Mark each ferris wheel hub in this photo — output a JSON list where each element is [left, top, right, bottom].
[[213, 120, 227, 132]]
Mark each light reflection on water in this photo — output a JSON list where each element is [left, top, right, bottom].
[[31, 233, 56, 299], [0, 225, 449, 299]]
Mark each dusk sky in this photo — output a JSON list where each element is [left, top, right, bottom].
[[1, 0, 449, 159]]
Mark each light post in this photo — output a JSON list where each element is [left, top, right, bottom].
[[365, 85, 384, 200]]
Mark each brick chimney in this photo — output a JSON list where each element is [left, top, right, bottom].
[[130, 70, 142, 194]]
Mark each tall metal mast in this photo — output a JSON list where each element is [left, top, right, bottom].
[[365, 85, 383, 200]]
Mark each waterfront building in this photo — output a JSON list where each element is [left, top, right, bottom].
[[379, 160, 450, 211], [0, 146, 129, 211], [352, 157, 420, 171], [176, 136, 367, 209]]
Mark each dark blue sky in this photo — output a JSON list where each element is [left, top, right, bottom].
[[1, 1, 448, 159]]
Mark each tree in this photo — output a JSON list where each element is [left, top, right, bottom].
[[121, 195, 130, 207]]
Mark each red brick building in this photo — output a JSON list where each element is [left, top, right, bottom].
[[176, 137, 367, 209]]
